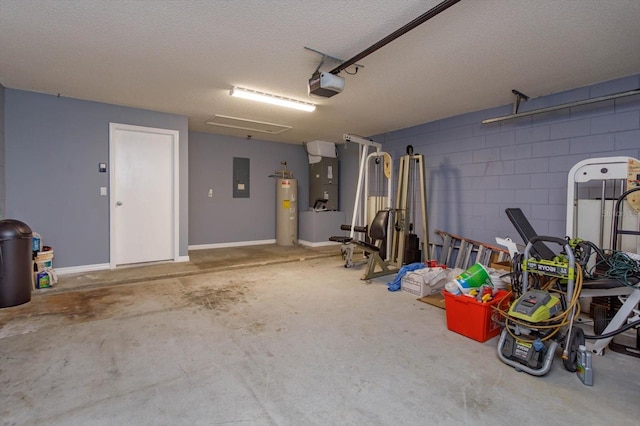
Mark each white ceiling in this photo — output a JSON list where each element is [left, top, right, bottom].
[[1, 0, 639, 145]]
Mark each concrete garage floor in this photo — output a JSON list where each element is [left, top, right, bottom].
[[1, 246, 639, 425], [54, 244, 341, 291]]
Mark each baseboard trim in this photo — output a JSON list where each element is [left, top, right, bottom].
[[56, 263, 111, 275], [188, 240, 276, 250], [176, 255, 190, 262]]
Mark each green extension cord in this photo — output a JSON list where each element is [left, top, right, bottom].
[[590, 248, 640, 288]]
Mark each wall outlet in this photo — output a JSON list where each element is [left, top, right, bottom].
[[100, 187, 107, 196], [208, 188, 213, 198]]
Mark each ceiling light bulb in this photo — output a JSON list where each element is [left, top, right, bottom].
[[230, 87, 316, 112]]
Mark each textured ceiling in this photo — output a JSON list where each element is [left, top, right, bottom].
[[1, 0, 639, 145]]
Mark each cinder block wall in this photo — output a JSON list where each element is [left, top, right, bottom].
[[375, 74, 640, 247]]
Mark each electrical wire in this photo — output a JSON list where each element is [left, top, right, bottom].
[[510, 253, 523, 298], [493, 264, 584, 343], [508, 253, 542, 298], [583, 319, 640, 340], [585, 241, 640, 288], [496, 243, 639, 346]]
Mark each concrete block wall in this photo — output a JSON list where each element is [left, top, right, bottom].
[[375, 74, 640, 247]]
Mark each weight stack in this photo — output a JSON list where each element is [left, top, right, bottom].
[[404, 234, 421, 264]]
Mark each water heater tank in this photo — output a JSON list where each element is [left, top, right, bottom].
[[276, 178, 298, 246]]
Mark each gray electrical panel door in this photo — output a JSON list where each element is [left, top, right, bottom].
[[233, 157, 250, 198], [309, 157, 338, 210]]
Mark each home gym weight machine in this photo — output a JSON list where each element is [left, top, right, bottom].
[[353, 144, 430, 281], [331, 136, 429, 280], [330, 134, 393, 269], [566, 156, 640, 356], [392, 144, 430, 267]]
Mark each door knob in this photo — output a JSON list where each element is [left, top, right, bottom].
[[116, 201, 123, 206]]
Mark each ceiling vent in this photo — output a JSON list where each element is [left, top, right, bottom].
[[206, 115, 292, 134]]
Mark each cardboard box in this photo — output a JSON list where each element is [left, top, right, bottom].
[[401, 268, 447, 297], [490, 261, 511, 272], [401, 274, 429, 297]]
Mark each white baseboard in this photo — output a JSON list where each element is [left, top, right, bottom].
[[188, 239, 276, 250], [298, 240, 341, 247], [176, 255, 190, 262], [56, 263, 111, 275]]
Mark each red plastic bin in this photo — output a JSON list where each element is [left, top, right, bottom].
[[443, 289, 511, 342]]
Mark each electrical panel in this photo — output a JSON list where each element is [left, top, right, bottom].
[[233, 157, 250, 198]]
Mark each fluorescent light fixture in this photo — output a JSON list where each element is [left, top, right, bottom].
[[230, 87, 316, 112]]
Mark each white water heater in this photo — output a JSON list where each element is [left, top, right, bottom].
[[272, 162, 297, 246], [276, 177, 297, 246]]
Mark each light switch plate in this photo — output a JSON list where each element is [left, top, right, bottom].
[[100, 187, 107, 196]]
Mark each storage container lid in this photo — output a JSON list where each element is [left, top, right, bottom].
[[0, 219, 33, 241]]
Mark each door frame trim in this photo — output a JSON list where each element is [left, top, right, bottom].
[[108, 123, 180, 268]]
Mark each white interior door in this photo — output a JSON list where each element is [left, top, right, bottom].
[[110, 123, 179, 267]]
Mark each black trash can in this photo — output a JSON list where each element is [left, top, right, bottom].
[[0, 219, 33, 308]]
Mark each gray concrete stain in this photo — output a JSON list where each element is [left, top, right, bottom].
[[0, 255, 639, 425]]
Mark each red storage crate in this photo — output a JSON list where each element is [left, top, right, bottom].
[[443, 289, 511, 342]]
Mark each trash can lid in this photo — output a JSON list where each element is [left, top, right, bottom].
[[0, 219, 33, 241]]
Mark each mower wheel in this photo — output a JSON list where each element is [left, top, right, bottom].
[[563, 327, 586, 372]]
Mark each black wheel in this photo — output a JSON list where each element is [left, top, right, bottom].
[[593, 304, 609, 335], [563, 327, 585, 372]]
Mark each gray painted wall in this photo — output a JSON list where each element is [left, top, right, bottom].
[[366, 74, 640, 248], [4, 75, 637, 266], [4, 89, 189, 268], [336, 142, 360, 226], [188, 132, 308, 245], [0, 83, 5, 219]]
